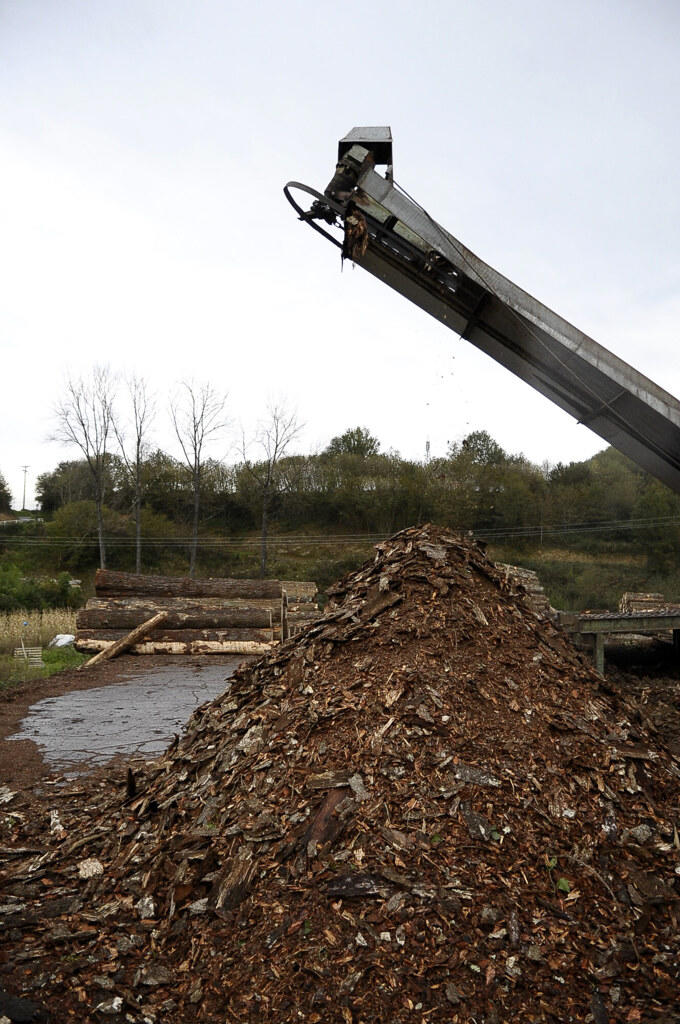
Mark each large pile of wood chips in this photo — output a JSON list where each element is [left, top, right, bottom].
[[1, 526, 678, 1023]]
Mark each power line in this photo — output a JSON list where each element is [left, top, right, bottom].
[[1, 514, 679, 548]]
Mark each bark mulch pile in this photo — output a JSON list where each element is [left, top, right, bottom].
[[1, 525, 679, 1023]]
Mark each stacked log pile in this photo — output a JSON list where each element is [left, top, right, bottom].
[[75, 571, 295, 655], [282, 578, 320, 635], [5, 525, 679, 1022], [619, 591, 680, 614], [495, 562, 555, 618]]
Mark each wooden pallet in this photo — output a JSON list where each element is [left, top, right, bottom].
[[13, 646, 43, 665]]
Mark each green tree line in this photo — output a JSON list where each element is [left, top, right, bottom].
[[2, 427, 679, 591]]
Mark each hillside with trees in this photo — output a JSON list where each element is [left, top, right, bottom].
[[2, 422, 680, 612]]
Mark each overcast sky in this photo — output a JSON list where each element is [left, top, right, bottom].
[[2, 0, 679, 507]]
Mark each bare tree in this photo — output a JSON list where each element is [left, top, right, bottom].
[[170, 381, 228, 578], [113, 375, 156, 574], [53, 366, 116, 568], [243, 402, 303, 577]]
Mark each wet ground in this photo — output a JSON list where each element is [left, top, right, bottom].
[[0, 654, 248, 788], [6, 659, 239, 775]]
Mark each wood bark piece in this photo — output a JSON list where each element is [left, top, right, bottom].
[[77, 607, 273, 630], [94, 569, 283, 599], [210, 846, 257, 912], [77, 611, 168, 669], [301, 787, 352, 855], [305, 771, 352, 790]]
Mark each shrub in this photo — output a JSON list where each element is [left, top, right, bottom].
[[0, 566, 82, 612]]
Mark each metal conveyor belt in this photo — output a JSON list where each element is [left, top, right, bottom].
[[285, 127, 680, 494]]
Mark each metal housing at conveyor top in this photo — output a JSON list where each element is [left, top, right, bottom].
[[284, 127, 680, 494]]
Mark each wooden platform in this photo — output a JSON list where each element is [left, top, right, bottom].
[[561, 610, 680, 675]]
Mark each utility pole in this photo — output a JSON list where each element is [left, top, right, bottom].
[[20, 465, 29, 511]]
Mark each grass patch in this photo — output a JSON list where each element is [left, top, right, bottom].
[[42, 646, 88, 673], [0, 646, 87, 692], [499, 546, 647, 567]]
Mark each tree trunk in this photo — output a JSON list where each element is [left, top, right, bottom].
[[94, 569, 283, 599], [134, 445, 144, 574], [95, 495, 107, 569], [88, 595, 285, 615], [75, 638, 273, 656], [281, 580, 318, 603], [134, 492, 142, 575], [287, 608, 322, 627], [189, 468, 200, 578], [77, 607, 273, 630], [78, 611, 167, 669], [76, 627, 274, 644], [260, 489, 269, 578]]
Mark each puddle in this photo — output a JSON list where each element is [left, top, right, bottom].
[[8, 659, 241, 774]]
